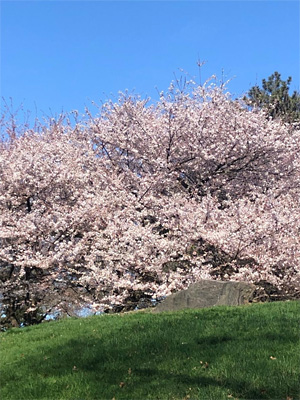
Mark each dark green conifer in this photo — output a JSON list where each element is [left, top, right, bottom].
[[244, 71, 300, 125]]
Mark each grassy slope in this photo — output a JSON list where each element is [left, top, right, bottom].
[[0, 301, 299, 400]]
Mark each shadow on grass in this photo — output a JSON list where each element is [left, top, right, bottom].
[[4, 330, 298, 400], [3, 303, 300, 399]]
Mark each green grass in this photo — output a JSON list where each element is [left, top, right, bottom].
[[1, 301, 299, 400]]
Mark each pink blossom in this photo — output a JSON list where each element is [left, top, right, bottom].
[[0, 80, 299, 325]]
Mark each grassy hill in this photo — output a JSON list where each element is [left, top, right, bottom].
[[0, 301, 299, 400]]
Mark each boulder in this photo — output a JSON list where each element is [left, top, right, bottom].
[[153, 280, 256, 313]]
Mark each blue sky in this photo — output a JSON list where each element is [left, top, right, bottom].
[[1, 0, 299, 123]]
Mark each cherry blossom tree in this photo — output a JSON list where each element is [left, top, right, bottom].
[[1, 79, 299, 328]]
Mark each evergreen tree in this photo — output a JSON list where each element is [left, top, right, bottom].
[[244, 71, 300, 125]]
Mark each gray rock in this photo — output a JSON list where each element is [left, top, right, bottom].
[[153, 280, 256, 312]]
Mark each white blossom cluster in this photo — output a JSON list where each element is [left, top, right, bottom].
[[0, 80, 299, 320]]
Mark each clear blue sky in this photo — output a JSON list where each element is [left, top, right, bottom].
[[1, 0, 299, 123]]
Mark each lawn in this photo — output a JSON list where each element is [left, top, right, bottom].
[[0, 300, 299, 400]]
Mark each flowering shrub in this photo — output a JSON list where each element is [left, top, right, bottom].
[[1, 80, 299, 327]]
